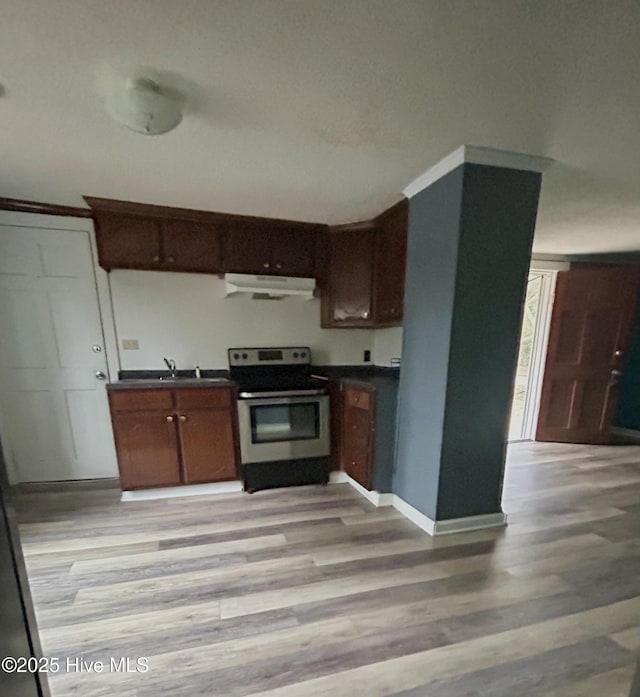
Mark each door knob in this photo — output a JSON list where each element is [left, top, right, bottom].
[[95, 370, 107, 381]]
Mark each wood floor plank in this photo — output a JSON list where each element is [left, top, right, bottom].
[[13, 441, 640, 697]]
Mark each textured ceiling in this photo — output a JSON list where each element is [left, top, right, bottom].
[[0, 0, 638, 254]]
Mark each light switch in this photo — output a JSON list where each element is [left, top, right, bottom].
[[122, 339, 139, 350]]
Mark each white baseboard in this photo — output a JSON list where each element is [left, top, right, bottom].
[[329, 471, 394, 507], [121, 480, 243, 501], [331, 471, 507, 536], [431, 512, 507, 535], [391, 494, 436, 535]]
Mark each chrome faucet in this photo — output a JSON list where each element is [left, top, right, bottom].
[[163, 357, 176, 378]]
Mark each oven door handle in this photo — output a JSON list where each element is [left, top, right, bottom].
[[239, 389, 328, 399]]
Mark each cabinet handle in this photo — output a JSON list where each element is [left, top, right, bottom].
[[152, 255, 160, 263], [166, 415, 174, 422], [167, 256, 176, 263], [179, 415, 187, 422], [263, 262, 270, 269]]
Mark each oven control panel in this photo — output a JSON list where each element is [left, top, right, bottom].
[[228, 347, 311, 367]]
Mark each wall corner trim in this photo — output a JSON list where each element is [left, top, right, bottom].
[[331, 472, 507, 536], [403, 145, 555, 199]]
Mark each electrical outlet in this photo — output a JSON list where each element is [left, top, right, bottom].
[[363, 350, 371, 363], [122, 339, 139, 350], [390, 357, 401, 367]]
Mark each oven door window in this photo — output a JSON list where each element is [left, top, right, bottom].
[[250, 402, 319, 444]]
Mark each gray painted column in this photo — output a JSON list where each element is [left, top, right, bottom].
[[394, 147, 549, 531]]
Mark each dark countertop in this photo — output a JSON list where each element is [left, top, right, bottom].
[[312, 364, 400, 390], [109, 365, 399, 391], [107, 378, 233, 390], [108, 369, 233, 390]]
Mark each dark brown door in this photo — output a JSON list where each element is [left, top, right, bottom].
[[323, 225, 374, 327], [270, 227, 318, 277], [111, 411, 182, 489], [161, 220, 224, 273], [536, 266, 640, 443], [373, 201, 408, 325], [95, 213, 162, 270], [178, 408, 237, 483], [225, 223, 272, 274]]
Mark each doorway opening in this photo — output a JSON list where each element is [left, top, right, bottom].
[[509, 269, 556, 441]]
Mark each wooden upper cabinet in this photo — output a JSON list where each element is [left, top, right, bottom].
[[225, 222, 272, 275], [225, 222, 319, 277], [321, 200, 408, 329], [373, 201, 408, 325], [322, 224, 374, 327], [270, 227, 317, 277], [95, 213, 162, 271], [160, 219, 223, 273], [95, 213, 223, 273]]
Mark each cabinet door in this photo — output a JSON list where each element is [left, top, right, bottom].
[[341, 386, 374, 489], [373, 201, 408, 325], [178, 408, 237, 483], [270, 227, 317, 277], [225, 223, 272, 274], [161, 220, 224, 273], [95, 214, 162, 271], [111, 411, 181, 489], [323, 227, 374, 327]]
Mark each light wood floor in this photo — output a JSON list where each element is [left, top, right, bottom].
[[14, 441, 640, 697]]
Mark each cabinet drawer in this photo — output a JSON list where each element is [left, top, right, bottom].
[[109, 389, 174, 412], [175, 387, 232, 410], [345, 387, 372, 411]]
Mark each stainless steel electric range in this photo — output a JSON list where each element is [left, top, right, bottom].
[[228, 347, 330, 493]]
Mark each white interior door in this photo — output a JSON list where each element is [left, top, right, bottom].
[[0, 222, 118, 482]]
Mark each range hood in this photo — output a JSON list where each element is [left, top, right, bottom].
[[224, 273, 316, 300]]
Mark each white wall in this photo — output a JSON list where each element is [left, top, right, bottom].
[[109, 270, 376, 370], [373, 327, 403, 366]]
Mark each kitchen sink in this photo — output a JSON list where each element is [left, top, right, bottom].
[[157, 377, 228, 383]]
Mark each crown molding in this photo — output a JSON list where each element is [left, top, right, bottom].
[[403, 145, 555, 199], [0, 197, 92, 218]]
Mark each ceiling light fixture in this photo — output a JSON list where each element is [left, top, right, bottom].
[[105, 77, 182, 135]]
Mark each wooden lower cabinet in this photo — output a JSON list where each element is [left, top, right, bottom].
[[179, 409, 237, 484], [341, 384, 375, 489], [108, 386, 238, 490], [111, 410, 182, 490]]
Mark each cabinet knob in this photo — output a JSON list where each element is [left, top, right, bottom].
[[179, 415, 187, 422], [362, 311, 369, 319], [167, 256, 175, 263], [352, 424, 357, 430], [166, 415, 174, 422], [275, 263, 282, 270], [152, 255, 160, 262]]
